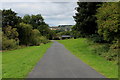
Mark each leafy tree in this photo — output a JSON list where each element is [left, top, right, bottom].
[[37, 24, 50, 38], [30, 29, 41, 45], [23, 14, 51, 39], [18, 22, 33, 46], [96, 2, 120, 47], [2, 33, 19, 50], [23, 14, 45, 29], [2, 9, 21, 28], [3, 26, 19, 40], [0, 10, 2, 27], [73, 2, 101, 36], [23, 14, 31, 24]]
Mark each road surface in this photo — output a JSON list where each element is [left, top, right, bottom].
[[27, 41, 105, 78]]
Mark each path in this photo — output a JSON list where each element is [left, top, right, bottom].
[[27, 41, 105, 78]]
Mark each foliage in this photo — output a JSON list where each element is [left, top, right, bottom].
[[2, 35, 19, 50], [30, 29, 49, 45], [3, 26, 19, 39], [18, 22, 33, 46], [1, 9, 52, 50], [0, 29, 2, 50], [2, 9, 21, 28], [23, 14, 45, 29], [59, 38, 118, 78], [2, 26, 19, 50], [30, 29, 41, 46], [89, 34, 105, 43], [96, 2, 120, 43], [73, 2, 101, 36], [37, 24, 49, 36], [23, 14, 53, 39], [39, 36, 49, 44], [57, 31, 71, 36], [91, 43, 118, 64], [22, 14, 31, 24], [37, 24, 56, 39]]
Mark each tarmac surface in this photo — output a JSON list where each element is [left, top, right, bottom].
[[27, 41, 105, 78]]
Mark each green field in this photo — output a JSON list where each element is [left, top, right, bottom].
[[2, 43, 52, 78], [58, 38, 118, 78]]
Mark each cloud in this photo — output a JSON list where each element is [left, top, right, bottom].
[[1, 2, 77, 26], [1, 0, 78, 2]]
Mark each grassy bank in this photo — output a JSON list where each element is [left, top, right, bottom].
[[58, 38, 118, 78], [2, 42, 52, 78]]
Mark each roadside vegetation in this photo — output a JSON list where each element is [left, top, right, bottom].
[[59, 38, 118, 78], [59, 2, 119, 78], [72, 2, 119, 63], [2, 42, 52, 78], [1, 9, 55, 78], [1, 9, 55, 50], [0, 1, 119, 79]]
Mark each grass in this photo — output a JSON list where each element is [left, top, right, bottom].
[[2, 42, 52, 78], [58, 38, 118, 78]]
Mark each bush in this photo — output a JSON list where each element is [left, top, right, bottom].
[[92, 44, 110, 56], [0, 30, 2, 50], [96, 2, 120, 43], [30, 29, 41, 46], [2, 36, 19, 50], [89, 34, 105, 43], [92, 43, 118, 63], [39, 36, 49, 44], [18, 22, 33, 46], [102, 49, 118, 62]]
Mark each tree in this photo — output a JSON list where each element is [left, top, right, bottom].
[[23, 14, 31, 24], [3, 26, 19, 40], [0, 10, 2, 28], [23, 14, 45, 29], [37, 24, 50, 38], [73, 2, 101, 37], [18, 22, 33, 45], [96, 2, 120, 47], [2, 34, 19, 50], [23, 14, 51, 39], [30, 29, 41, 45], [2, 9, 21, 28]]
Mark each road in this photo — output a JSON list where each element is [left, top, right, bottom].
[[27, 41, 105, 78]]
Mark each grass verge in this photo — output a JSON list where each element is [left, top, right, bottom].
[[2, 42, 52, 78], [58, 38, 118, 78]]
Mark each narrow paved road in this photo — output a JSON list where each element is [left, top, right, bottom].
[[28, 41, 105, 78]]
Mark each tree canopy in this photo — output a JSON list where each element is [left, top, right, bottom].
[[73, 2, 101, 36]]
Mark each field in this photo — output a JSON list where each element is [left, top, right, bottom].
[[58, 38, 118, 78], [2, 43, 52, 78]]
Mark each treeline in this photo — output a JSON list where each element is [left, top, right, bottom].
[[1, 9, 54, 50], [73, 2, 120, 62]]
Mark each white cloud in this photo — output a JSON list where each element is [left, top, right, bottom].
[[1, 2, 77, 26], [1, 0, 78, 2]]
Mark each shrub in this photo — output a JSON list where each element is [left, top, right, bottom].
[[102, 49, 118, 62], [18, 22, 33, 46], [92, 43, 118, 63], [0, 30, 2, 50], [92, 44, 110, 56], [39, 36, 49, 44], [89, 34, 105, 43], [3, 26, 19, 39], [30, 29, 41, 46], [96, 2, 120, 43], [2, 36, 19, 50]]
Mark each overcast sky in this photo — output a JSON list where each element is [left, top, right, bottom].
[[1, 1, 78, 26]]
